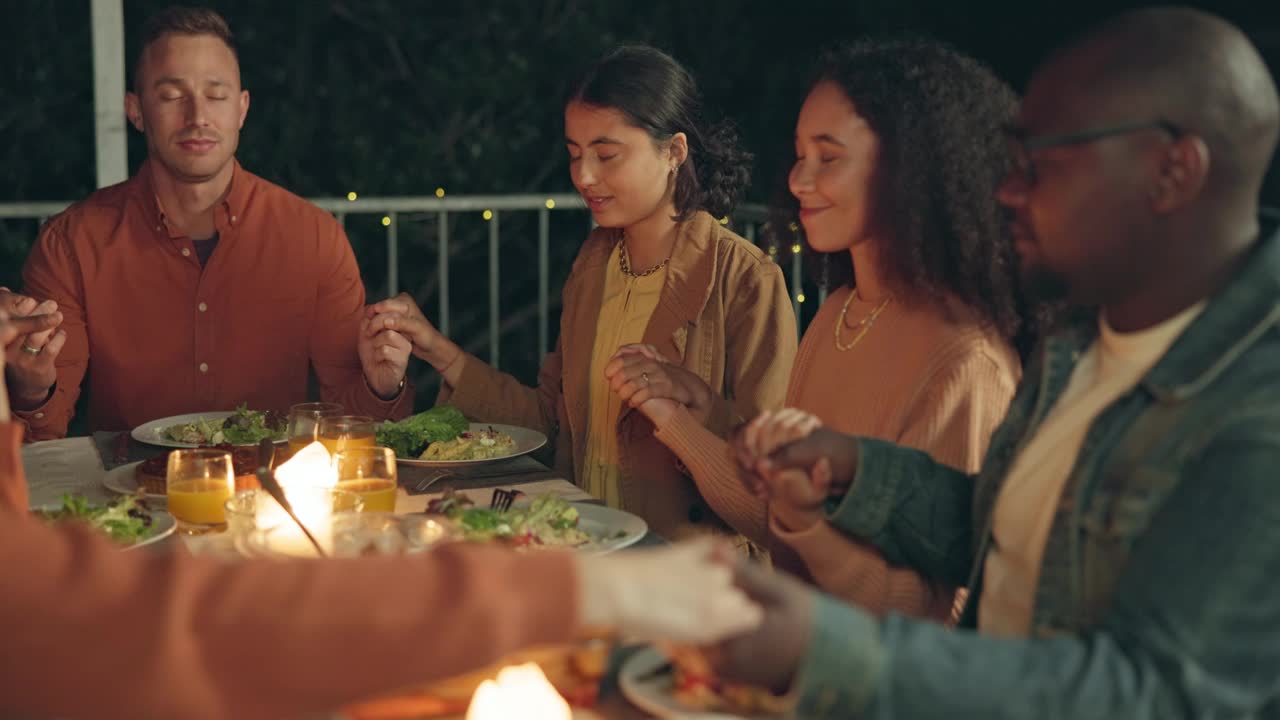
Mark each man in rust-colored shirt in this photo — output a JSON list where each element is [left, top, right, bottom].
[[6, 7, 413, 440]]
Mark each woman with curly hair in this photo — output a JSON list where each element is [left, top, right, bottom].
[[368, 45, 796, 541], [610, 38, 1027, 620]]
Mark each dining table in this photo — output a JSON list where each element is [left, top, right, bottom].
[[21, 432, 668, 720]]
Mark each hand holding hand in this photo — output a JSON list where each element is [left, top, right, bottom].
[[604, 344, 713, 425], [1, 289, 65, 408], [706, 559, 817, 693], [366, 293, 464, 383], [0, 308, 64, 420], [575, 539, 763, 644]]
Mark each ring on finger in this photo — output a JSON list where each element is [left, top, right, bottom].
[[641, 371, 650, 387], [20, 344, 41, 355]]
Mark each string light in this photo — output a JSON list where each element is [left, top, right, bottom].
[[346, 191, 357, 201], [435, 187, 446, 198], [797, 293, 806, 303], [483, 210, 493, 221], [788, 222, 799, 233], [381, 216, 391, 227], [791, 243, 802, 254], [718, 216, 729, 225], [545, 199, 556, 209]]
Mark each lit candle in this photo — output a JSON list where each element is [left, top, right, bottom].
[[465, 664, 572, 720], [255, 441, 340, 557]]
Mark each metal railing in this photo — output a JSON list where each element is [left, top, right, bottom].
[[0, 195, 812, 370]]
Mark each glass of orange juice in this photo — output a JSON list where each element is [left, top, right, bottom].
[[167, 448, 235, 533], [286, 402, 344, 455], [333, 446, 398, 513], [317, 415, 376, 456]]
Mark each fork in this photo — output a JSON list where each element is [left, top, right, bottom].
[[490, 488, 524, 512]]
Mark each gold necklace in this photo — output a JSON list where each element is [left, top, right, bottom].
[[618, 236, 669, 277], [834, 288, 891, 351]]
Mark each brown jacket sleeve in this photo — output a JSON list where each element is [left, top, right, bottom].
[[703, 262, 797, 439], [15, 217, 91, 440], [438, 338, 564, 441], [310, 216, 414, 421], [0, 426, 578, 720]]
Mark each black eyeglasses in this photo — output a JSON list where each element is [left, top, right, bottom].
[[1003, 120, 1183, 186]]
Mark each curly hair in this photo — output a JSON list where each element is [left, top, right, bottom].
[[568, 45, 752, 220], [781, 37, 1037, 354]]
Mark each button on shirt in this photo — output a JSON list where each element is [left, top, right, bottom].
[[15, 159, 412, 439]]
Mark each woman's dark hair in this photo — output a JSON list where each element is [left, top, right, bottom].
[[781, 37, 1041, 356], [568, 45, 752, 221]]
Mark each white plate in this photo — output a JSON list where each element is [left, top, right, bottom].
[[392, 423, 547, 467], [574, 503, 647, 554], [618, 646, 781, 720], [102, 461, 168, 502], [33, 503, 177, 551], [131, 411, 286, 448]]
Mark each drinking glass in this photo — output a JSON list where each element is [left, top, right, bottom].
[[316, 415, 376, 456], [167, 448, 234, 533], [333, 446, 398, 513], [286, 402, 344, 455]]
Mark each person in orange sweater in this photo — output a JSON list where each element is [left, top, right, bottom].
[[607, 39, 1035, 621], [0, 311, 762, 720]]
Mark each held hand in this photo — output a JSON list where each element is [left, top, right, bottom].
[[761, 426, 861, 499], [3, 296, 66, 407], [604, 344, 713, 425], [574, 539, 763, 644], [728, 409, 823, 502], [366, 293, 461, 375], [0, 309, 63, 420], [707, 558, 817, 693], [358, 319, 411, 400]]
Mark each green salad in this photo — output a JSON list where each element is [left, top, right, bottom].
[[35, 494, 157, 544], [375, 405, 469, 458], [426, 491, 592, 548], [163, 404, 286, 445]]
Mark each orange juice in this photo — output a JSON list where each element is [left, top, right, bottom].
[[318, 434, 376, 456], [337, 478, 397, 513], [287, 437, 313, 456], [168, 479, 234, 525]]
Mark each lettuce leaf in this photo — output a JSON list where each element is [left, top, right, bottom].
[[375, 405, 469, 458]]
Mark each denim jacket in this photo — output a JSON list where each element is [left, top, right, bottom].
[[792, 221, 1280, 719]]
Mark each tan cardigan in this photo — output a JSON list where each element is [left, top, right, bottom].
[[441, 211, 797, 539]]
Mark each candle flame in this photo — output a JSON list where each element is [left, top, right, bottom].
[[465, 664, 571, 720], [261, 441, 338, 529]]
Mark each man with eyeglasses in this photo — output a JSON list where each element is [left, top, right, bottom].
[[703, 7, 1280, 718]]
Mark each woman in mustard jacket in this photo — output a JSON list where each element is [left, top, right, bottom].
[[368, 46, 797, 541]]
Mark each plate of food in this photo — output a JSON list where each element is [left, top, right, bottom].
[[618, 645, 790, 719], [104, 445, 263, 499], [32, 494, 177, 551], [375, 405, 546, 467], [425, 490, 647, 554], [131, 404, 287, 448]]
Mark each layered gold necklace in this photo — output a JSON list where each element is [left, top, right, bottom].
[[834, 288, 891, 351], [618, 235, 669, 277]]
